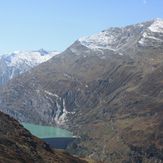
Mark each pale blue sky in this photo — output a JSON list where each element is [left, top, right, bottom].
[[0, 0, 163, 54]]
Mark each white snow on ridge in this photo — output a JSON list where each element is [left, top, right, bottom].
[[0, 50, 60, 84], [148, 18, 163, 33], [4, 50, 59, 67], [79, 31, 116, 50], [139, 32, 163, 45], [79, 18, 163, 50], [139, 19, 163, 45], [44, 90, 59, 98]]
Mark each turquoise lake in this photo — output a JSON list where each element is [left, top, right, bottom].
[[22, 123, 73, 138]]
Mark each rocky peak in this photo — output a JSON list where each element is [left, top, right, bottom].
[[138, 18, 163, 46], [148, 18, 163, 33], [78, 18, 163, 51]]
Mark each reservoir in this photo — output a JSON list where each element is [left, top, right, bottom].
[[22, 123, 76, 149], [22, 123, 73, 138]]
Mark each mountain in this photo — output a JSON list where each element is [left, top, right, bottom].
[[79, 18, 163, 50], [0, 19, 163, 162], [0, 49, 59, 86], [0, 111, 87, 163]]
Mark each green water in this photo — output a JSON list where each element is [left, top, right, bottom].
[[22, 123, 73, 138]]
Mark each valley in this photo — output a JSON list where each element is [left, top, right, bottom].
[[0, 19, 163, 162], [22, 123, 76, 149], [0, 111, 87, 163]]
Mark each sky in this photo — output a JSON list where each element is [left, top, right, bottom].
[[0, 0, 163, 54]]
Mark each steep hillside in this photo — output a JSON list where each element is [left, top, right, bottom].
[[0, 111, 87, 163], [0, 19, 163, 162]]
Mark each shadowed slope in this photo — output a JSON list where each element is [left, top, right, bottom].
[[0, 111, 87, 163]]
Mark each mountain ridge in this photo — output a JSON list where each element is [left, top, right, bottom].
[[0, 49, 59, 86], [78, 18, 163, 51], [0, 19, 163, 162]]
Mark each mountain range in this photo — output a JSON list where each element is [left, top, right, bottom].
[[0, 19, 163, 162], [0, 49, 59, 86]]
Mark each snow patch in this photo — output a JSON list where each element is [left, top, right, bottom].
[[5, 50, 59, 67], [64, 73, 73, 79], [79, 31, 116, 50], [54, 98, 75, 125], [56, 99, 68, 124], [139, 19, 163, 45], [138, 31, 163, 45], [148, 19, 163, 33], [44, 90, 59, 98]]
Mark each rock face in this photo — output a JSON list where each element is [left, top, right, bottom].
[[0, 49, 59, 86], [0, 111, 86, 163], [0, 19, 163, 162]]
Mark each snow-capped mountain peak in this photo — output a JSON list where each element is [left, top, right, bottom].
[[148, 18, 163, 33], [138, 18, 163, 46], [15, 51, 57, 66], [78, 30, 117, 50], [2, 50, 59, 67], [78, 18, 163, 51], [0, 50, 60, 85]]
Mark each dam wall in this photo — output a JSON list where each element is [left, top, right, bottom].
[[42, 137, 78, 149]]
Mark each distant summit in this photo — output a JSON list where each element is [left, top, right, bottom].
[[0, 50, 59, 85], [34, 48, 49, 55]]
